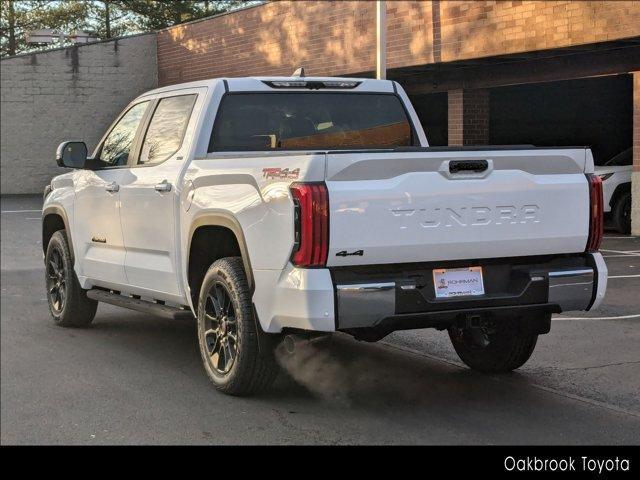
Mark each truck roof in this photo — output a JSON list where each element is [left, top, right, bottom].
[[138, 76, 396, 98]]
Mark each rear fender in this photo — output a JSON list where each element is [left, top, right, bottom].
[[187, 212, 254, 291]]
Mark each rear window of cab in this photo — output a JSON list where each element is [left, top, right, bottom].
[[209, 93, 415, 151]]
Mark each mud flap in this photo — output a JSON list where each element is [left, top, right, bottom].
[[252, 304, 282, 356], [519, 313, 551, 335]]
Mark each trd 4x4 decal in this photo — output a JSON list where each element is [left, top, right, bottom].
[[262, 168, 300, 180]]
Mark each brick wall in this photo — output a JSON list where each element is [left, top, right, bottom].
[[157, 1, 375, 85], [157, 1, 640, 85], [448, 89, 490, 145], [634, 72, 640, 174], [389, 0, 640, 67], [0, 34, 157, 194]]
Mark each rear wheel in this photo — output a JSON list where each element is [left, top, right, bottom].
[[612, 191, 631, 234], [196, 257, 279, 396], [45, 230, 98, 327], [448, 316, 539, 373]]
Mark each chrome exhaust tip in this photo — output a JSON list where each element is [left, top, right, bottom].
[[282, 332, 331, 354], [282, 334, 298, 355]]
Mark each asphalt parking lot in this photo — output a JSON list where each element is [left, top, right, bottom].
[[1, 195, 639, 445]]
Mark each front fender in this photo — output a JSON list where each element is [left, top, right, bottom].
[[42, 179, 76, 262]]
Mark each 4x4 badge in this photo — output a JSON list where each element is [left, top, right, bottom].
[[336, 250, 364, 257]]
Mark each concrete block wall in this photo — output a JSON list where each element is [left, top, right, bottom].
[[0, 33, 157, 195]]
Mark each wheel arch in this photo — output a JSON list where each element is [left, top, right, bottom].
[[42, 205, 74, 263], [187, 212, 255, 306]]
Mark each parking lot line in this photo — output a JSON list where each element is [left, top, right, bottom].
[[554, 314, 640, 320], [1, 209, 42, 214], [601, 249, 640, 255], [607, 274, 640, 279]]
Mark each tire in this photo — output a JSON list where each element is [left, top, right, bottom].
[[612, 191, 631, 235], [448, 316, 540, 373], [45, 230, 98, 327], [196, 257, 278, 396]]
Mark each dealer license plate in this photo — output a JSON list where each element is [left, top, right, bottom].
[[433, 266, 485, 299]]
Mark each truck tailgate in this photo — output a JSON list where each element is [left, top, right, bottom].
[[325, 148, 590, 267]]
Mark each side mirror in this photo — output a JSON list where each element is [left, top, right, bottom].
[[56, 141, 88, 168]]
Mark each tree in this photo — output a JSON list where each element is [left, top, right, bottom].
[[3, 0, 17, 56], [1, 0, 92, 56], [88, 1, 140, 39], [0, 1, 250, 57], [114, 1, 245, 30]]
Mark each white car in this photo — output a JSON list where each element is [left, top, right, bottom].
[[595, 147, 632, 234], [43, 75, 607, 396]]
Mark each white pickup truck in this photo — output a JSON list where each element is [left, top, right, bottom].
[[44, 75, 607, 396]]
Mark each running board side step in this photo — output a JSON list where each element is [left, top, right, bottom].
[[87, 289, 195, 320]]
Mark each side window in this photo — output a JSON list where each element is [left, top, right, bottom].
[[138, 95, 196, 166], [98, 101, 149, 167]]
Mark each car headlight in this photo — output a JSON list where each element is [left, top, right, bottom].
[[597, 173, 614, 181]]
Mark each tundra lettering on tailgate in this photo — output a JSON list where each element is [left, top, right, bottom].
[[390, 204, 541, 228]]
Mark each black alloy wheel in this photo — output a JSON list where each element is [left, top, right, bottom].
[[203, 282, 238, 374], [46, 246, 67, 314]]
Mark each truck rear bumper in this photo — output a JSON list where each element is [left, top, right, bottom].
[[253, 253, 606, 335], [335, 253, 607, 331]]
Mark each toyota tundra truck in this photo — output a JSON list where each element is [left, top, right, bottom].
[[43, 75, 607, 396]]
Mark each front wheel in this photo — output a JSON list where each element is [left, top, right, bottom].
[[448, 316, 539, 373], [45, 230, 97, 327], [196, 257, 279, 396]]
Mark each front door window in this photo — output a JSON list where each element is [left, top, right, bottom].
[[98, 101, 149, 167]]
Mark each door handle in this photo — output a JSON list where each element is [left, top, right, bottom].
[[105, 182, 119, 193], [154, 180, 172, 192]]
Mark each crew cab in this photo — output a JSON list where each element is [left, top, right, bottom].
[[43, 75, 607, 395]]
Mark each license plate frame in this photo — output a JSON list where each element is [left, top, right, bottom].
[[433, 266, 485, 299]]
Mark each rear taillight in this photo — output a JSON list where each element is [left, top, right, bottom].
[[585, 174, 603, 252], [290, 183, 329, 267]]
